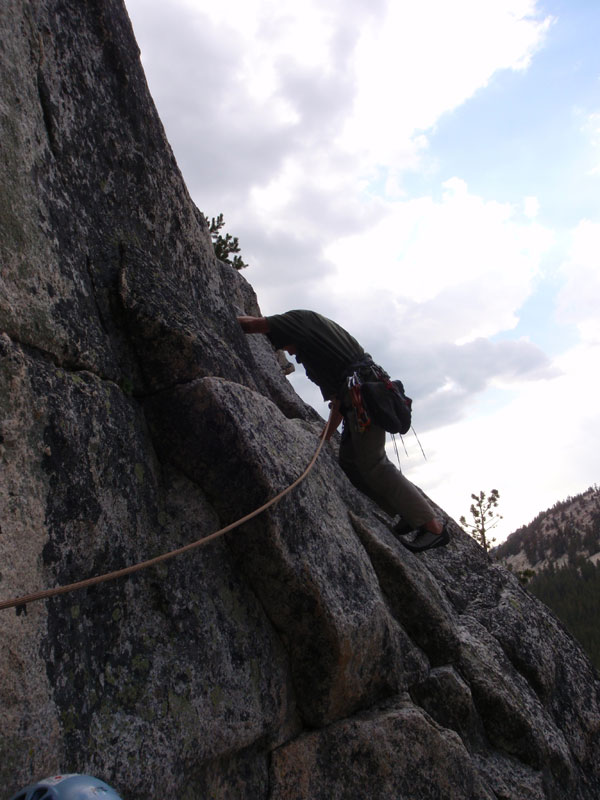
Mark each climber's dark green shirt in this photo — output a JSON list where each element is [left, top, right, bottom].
[[265, 310, 367, 400]]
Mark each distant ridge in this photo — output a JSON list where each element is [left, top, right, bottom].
[[495, 486, 600, 670], [495, 485, 600, 574]]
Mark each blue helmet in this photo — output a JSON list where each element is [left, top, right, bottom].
[[9, 774, 123, 800]]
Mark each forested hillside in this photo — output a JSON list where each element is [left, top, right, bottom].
[[526, 558, 600, 670], [495, 486, 600, 671], [496, 485, 600, 569]]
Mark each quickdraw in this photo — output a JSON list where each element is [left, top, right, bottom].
[[347, 372, 371, 432], [370, 363, 395, 391]]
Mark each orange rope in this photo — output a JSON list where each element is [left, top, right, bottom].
[[0, 410, 334, 612]]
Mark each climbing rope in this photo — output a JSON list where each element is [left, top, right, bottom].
[[0, 409, 334, 612]]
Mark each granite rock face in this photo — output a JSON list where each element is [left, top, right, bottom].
[[1, 2, 599, 798]]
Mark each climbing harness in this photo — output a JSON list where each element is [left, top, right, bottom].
[[0, 409, 335, 613]]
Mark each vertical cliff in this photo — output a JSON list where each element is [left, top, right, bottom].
[[1, 2, 599, 798]]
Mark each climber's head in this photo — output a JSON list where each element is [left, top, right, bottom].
[[9, 774, 123, 800]]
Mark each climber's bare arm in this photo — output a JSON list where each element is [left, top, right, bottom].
[[238, 315, 270, 334], [322, 397, 343, 440]]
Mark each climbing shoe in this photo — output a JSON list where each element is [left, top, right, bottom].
[[391, 517, 413, 537], [400, 523, 450, 553]]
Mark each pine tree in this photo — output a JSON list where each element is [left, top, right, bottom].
[[204, 213, 248, 270], [460, 489, 503, 552]]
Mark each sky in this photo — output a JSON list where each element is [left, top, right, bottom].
[[124, 0, 600, 541]]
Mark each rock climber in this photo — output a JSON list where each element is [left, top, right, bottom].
[[238, 309, 449, 552]]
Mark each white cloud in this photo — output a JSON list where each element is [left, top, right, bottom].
[[556, 220, 600, 343], [341, 0, 552, 173], [523, 196, 540, 218], [322, 178, 554, 345], [409, 219, 600, 539], [126, 0, 552, 214], [409, 334, 600, 540]]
